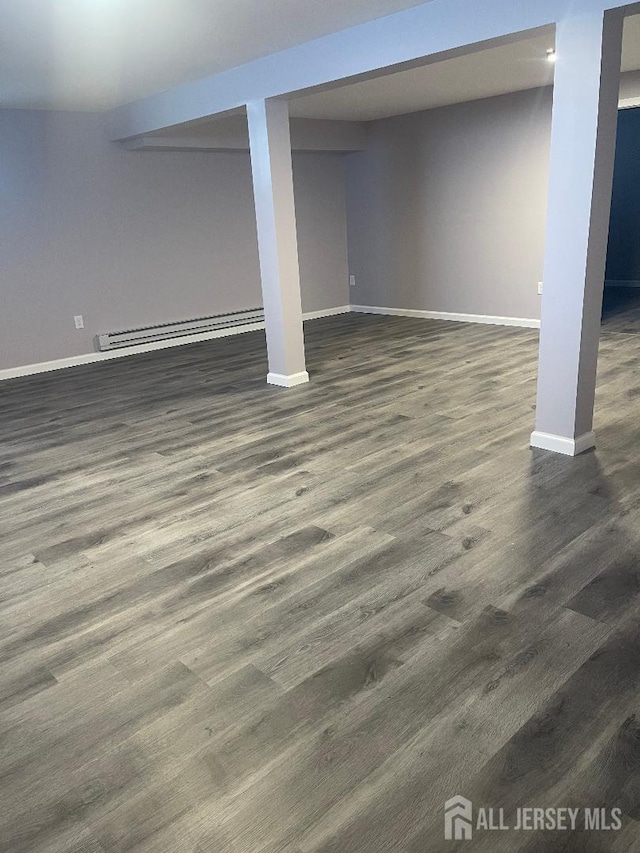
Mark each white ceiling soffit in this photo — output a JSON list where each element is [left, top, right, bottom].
[[144, 15, 640, 140], [146, 15, 640, 137], [0, 0, 433, 111]]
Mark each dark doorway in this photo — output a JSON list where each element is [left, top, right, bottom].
[[603, 106, 640, 333]]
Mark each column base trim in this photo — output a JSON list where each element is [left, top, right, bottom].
[[530, 430, 596, 456], [267, 371, 309, 387]]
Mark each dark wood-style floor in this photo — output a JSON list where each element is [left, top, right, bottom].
[[2, 307, 640, 853]]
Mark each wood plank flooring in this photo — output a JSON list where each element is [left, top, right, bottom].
[[1, 310, 640, 852]]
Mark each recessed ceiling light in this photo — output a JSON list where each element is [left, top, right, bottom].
[[546, 49, 557, 63]]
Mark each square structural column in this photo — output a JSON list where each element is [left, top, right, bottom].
[[531, 9, 623, 456], [247, 98, 309, 388]]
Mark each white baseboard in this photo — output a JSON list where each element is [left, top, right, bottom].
[[0, 303, 536, 382], [302, 305, 350, 320], [0, 305, 350, 381], [530, 430, 596, 456], [267, 371, 310, 388], [349, 304, 540, 329], [619, 97, 640, 110], [0, 322, 266, 381]]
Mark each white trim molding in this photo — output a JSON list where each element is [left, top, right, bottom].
[[302, 305, 350, 320], [267, 371, 310, 387], [530, 430, 596, 456], [0, 305, 350, 381], [349, 304, 541, 329], [618, 97, 640, 110]]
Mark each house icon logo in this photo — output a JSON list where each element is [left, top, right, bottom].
[[445, 795, 473, 840]]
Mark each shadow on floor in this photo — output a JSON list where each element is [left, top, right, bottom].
[[601, 286, 640, 334]]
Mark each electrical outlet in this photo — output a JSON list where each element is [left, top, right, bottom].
[[537, 281, 543, 295], [74, 315, 84, 329], [349, 274, 356, 288]]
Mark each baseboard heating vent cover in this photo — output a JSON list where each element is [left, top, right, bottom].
[[95, 308, 265, 351]]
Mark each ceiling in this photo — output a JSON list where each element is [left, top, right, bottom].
[[0, 0, 432, 111], [288, 31, 557, 122], [2, 3, 640, 122], [287, 15, 640, 121]]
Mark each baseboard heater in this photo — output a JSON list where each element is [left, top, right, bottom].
[[95, 308, 265, 351]]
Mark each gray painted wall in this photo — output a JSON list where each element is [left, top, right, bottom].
[[345, 87, 554, 320], [0, 110, 349, 370]]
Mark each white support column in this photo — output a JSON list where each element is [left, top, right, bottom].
[[531, 9, 623, 457], [247, 98, 309, 387]]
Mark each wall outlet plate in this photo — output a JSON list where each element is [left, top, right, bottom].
[[349, 274, 356, 288], [537, 281, 543, 295], [74, 315, 84, 329]]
